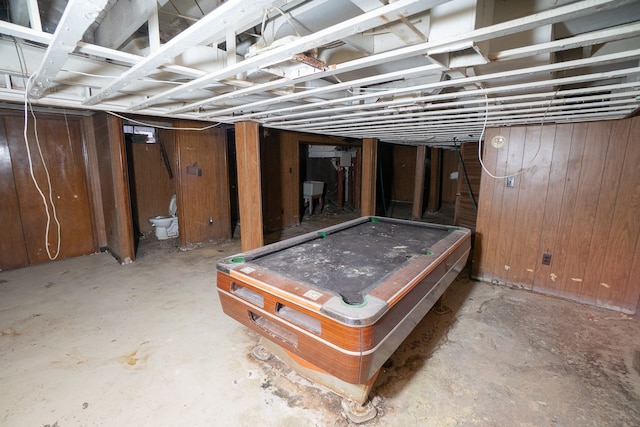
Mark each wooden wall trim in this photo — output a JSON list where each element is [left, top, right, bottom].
[[412, 145, 426, 219], [235, 121, 264, 251], [427, 147, 441, 213], [453, 142, 481, 232], [82, 115, 107, 248], [94, 113, 135, 264], [360, 138, 377, 216]]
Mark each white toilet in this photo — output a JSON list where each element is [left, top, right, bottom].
[[149, 194, 179, 240]]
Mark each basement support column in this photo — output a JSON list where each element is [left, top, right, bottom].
[[360, 138, 378, 216], [427, 147, 441, 213], [235, 121, 264, 251], [412, 145, 427, 219]]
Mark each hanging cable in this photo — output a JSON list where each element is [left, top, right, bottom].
[[106, 111, 221, 130], [477, 89, 559, 180], [14, 38, 62, 260], [21, 75, 62, 260]]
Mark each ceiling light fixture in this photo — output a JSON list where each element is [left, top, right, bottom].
[[490, 134, 506, 149]]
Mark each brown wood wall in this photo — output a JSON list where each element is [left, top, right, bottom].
[[175, 122, 231, 246], [441, 149, 458, 206], [261, 130, 301, 232], [258, 129, 360, 231], [454, 142, 481, 232], [473, 117, 640, 314], [93, 113, 135, 263], [0, 118, 29, 270], [0, 110, 97, 269], [390, 145, 417, 202]]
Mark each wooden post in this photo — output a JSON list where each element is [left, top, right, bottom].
[[235, 121, 264, 251], [360, 138, 378, 216], [427, 147, 441, 213], [412, 145, 427, 219]]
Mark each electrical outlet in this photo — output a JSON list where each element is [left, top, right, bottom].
[[542, 252, 552, 265], [506, 176, 515, 187]]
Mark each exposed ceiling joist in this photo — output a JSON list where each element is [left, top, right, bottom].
[[27, 0, 111, 99], [184, 0, 634, 118], [0, 0, 637, 145], [132, 0, 450, 111], [215, 49, 640, 122], [84, 0, 287, 106]]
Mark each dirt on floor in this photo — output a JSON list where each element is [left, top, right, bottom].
[[237, 267, 640, 426], [2, 210, 637, 427], [192, 210, 639, 426]]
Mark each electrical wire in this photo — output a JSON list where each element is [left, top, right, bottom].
[[106, 111, 221, 130], [477, 89, 558, 180], [14, 38, 62, 260], [21, 77, 62, 260]]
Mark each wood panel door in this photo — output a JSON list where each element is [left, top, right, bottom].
[[4, 112, 96, 265], [175, 123, 231, 245]]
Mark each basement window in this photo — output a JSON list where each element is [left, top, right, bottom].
[[123, 125, 157, 143]]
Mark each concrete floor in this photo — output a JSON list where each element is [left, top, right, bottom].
[[1, 214, 639, 426]]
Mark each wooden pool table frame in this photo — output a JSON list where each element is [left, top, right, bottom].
[[216, 217, 471, 403]]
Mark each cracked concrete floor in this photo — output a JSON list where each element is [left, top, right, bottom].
[[1, 216, 639, 426]]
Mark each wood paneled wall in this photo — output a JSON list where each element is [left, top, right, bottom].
[[93, 113, 135, 263], [441, 149, 458, 206], [261, 130, 300, 232], [175, 122, 231, 246], [473, 117, 640, 314], [0, 118, 29, 270], [390, 145, 417, 203], [0, 110, 97, 269], [454, 142, 481, 232]]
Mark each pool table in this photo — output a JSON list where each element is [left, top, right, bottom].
[[216, 216, 471, 404]]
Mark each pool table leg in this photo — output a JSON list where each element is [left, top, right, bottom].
[[433, 291, 452, 315], [257, 337, 379, 418]]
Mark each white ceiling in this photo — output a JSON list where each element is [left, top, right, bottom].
[[0, 0, 638, 146]]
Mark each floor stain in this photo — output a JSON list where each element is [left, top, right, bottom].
[[121, 350, 139, 366], [1, 328, 20, 336]]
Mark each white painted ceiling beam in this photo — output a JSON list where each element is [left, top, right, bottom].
[[0, 20, 212, 82], [307, 103, 636, 135], [198, 24, 638, 119], [167, 0, 633, 116], [326, 109, 631, 141], [488, 22, 640, 62], [131, 0, 450, 111], [148, 4, 161, 53], [282, 98, 639, 132], [195, 63, 443, 118], [306, 105, 634, 134], [27, 0, 112, 99], [217, 49, 640, 122], [267, 81, 640, 127], [248, 67, 640, 123], [25, 0, 42, 31], [83, 0, 287, 106]]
